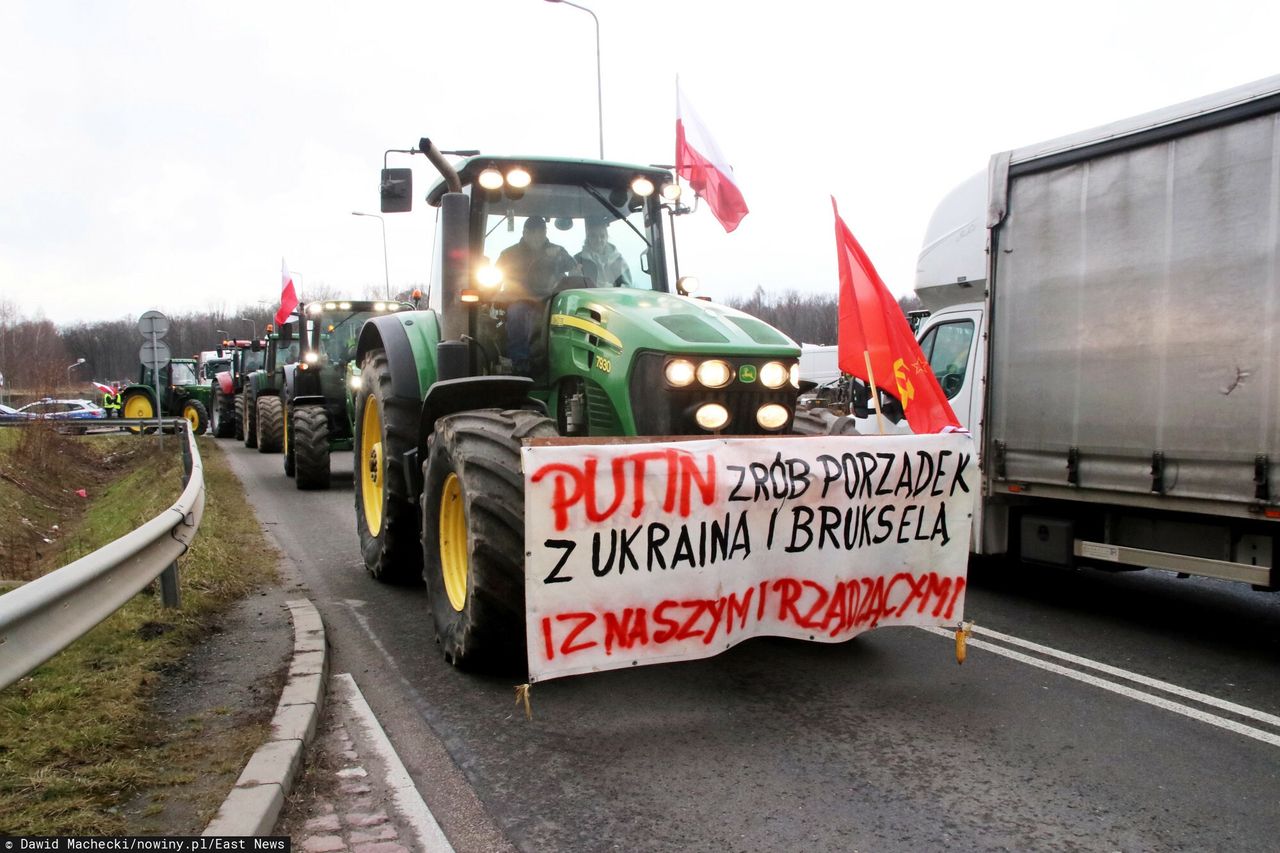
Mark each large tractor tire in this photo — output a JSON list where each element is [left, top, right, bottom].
[[233, 393, 246, 441], [353, 349, 422, 585], [792, 407, 860, 436], [182, 399, 209, 435], [421, 408, 558, 670], [241, 391, 258, 448], [256, 395, 284, 453], [293, 405, 331, 490], [211, 386, 235, 438], [122, 391, 156, 434]]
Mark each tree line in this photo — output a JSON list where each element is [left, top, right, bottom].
[[0, 289, 925, 400]]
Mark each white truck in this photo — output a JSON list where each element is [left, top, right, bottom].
[[863, 75, 1280, 589]]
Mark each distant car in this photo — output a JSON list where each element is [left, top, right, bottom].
[[0, 403, 35, 422], [18, 399, 107, 423]]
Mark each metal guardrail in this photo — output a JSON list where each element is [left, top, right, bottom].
[[0, 419, 205, 690]]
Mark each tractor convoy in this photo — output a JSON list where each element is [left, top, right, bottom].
[[198, 139, 847, 671]]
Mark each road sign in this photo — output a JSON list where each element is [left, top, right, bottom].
[[138, 310, 169, 338], [139, 339, 172, 372]]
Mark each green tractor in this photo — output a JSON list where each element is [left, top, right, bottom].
[[280, 300, 412, 489], [241, 320, 298, 452], [120, 358, 211, 434], [352, 139, 837, 669]]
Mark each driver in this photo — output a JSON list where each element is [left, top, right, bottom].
[[497, 216, 581, 374]]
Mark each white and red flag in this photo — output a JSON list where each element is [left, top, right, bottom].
[[676, 84, 749, 233], [276, 258, 299, 326]]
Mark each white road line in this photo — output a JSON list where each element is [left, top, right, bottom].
[[919, 626, 1280, 749], [971, 624, 1280, 729], [333, 672, 456, 853]]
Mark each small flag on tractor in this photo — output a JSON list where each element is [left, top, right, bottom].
[[276, 258, 299, 326]]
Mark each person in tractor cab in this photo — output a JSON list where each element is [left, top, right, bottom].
[[576, 217, 631, 288], [497, 216, 580, 374]]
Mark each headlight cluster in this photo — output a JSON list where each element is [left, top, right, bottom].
[[308, 301, 402, 315], [664, 358, 795, 389], [693, 402, 791, 432], [478, 167, 532, 192]]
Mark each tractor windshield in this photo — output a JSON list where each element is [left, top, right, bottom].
[[476, 181, 664, 297], [312, 310, 377, 366], [170, 363, 198, 386]]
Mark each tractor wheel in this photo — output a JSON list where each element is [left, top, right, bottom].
[[242, 391, 258, 448], [354, 349, 422, 585], [212, 386, 235, 438], [122, 391, 156, 434], [256, 395, 284, 453], [182, 399, 209, 435], [293, 405, 330, 490], [421, 408, 558, 670], [233, 393, 245, 441], [282, 401, 295, 478], [792, 407, 860, 436]]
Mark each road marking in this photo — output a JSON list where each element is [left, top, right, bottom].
[[334, 672, 456, 853], [920, 625, 1280, 749]]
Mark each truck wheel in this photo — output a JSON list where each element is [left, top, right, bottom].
[[256, 395, 284, 453], [212, 386, 235, 438], [242, 391, 258, 448], [293, 405, 330, 490], [421, 408, 558, 670], [354, 349, 422, 584], [792, 407, 860, 436], [182, 400, 209, 435]]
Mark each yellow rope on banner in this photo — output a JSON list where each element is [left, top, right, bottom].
[[955, 620, 974, 665], [514, 683, 533, 720]]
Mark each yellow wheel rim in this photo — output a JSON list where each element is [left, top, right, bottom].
[[183, 403, 201, 432], [439, 472, 467, 612], [124, 395, 153, 419], [360, 398, 384, 536]]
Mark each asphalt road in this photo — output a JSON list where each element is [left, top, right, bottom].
[[221, 440, 1280, 853]]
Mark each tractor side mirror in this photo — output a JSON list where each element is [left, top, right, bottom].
[[381, 168, 413, 213], [850, 379, 870, 419], [881, 393, 904, 424], [251, 340, 264, 352], [280, 324, 294, 343]]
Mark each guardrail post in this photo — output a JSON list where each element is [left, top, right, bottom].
[[160, 561, 182, 608]]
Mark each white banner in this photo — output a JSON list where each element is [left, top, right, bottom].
[[522, 433, 974, 682]]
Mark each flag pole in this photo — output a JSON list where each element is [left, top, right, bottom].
[[863, 349, 885, 435]]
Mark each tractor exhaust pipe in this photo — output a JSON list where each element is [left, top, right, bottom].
[[419, 137, 462, 193]]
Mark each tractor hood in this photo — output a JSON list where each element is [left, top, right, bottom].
[[550, 288, 800, 357]]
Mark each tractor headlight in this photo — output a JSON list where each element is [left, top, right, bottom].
[[324, 302, 337, 310], [696, 359, 732, 389], [790, 364, 800, 388], [695, 403, 730, 431], [759, 361, 789, 389], [308, 304, 323, 315], [756, 403, 789, 430], [631, 177, 655, 197], [304, 351, 319, 365], [349, 375, 362, 390], [665, 359, 696, 387], [478, 168, 504, 190], [373, 302, 386, 311], [506, 168, 532, 189], [476, 263, 503, 288], [677, 276, 700, 295], [661, 183, 682, 202]]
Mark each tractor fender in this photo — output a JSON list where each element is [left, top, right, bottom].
[[214, 371, 234, 395], [356, 312, 440, 403]]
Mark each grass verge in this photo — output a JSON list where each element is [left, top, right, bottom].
[[0, 435, 281, 835]]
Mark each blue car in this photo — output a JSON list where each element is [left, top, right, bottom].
[[0, 403, 35, 422], [17, 398, 107, 430]]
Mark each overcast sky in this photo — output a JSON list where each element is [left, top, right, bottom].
[[3, 0, 1279, 326]]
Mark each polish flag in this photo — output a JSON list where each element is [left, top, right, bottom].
[[276, 258, 299, 326], [676, 85, 749, 233]]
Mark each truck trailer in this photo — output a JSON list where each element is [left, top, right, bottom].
[[891, 75, 1280, 589]]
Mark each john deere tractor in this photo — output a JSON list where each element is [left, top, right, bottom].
[[280, 300, 412, 489], [350, 138, 847, 670], [241, 320, 298, 451], [120, 358, 211, 434]]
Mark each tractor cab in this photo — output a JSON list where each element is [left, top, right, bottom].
[[122, 358, 212, 433]]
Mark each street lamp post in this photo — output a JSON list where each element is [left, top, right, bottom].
[[237, 317, 255, 339], [544, 0, 603, 159], [66, 357, 86, 383], [352, 212, 390, 300]]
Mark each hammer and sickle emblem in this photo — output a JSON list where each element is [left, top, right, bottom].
[[893, 358, 916, 408]]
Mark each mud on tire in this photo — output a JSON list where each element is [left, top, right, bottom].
[[421, 408, 558, 670], [293, 404, 330, 490], [354, 349, 422, 585]]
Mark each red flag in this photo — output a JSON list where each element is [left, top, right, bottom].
[[676, 85, 749, 233], [833, 198, 961, 434], [276, 258, 299, 326]]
